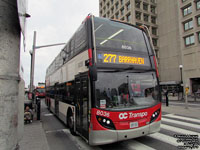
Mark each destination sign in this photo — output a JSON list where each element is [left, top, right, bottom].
[[97, 52, 149, 66]]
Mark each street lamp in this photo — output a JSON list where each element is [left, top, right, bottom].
[[179, 65, 183, 100]]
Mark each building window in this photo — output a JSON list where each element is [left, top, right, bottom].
[[135, 1, 141, 9], [143, 3, 148, 11], [184, 34, 195, 46], [135, 11, 141, 20], [184, 20, 193, 31], [116, 2, 119, 10], [111, 7, 114, 14], [116, 12, 119, 19], [151, 0, 156, 3], [121, 8, 124, 16], [107, 11, 110, 17], [111, 0, 114, 5], [121, 17, 125, 21], [152, 27, 157, 35], [197, 1, 200, 10], [182, 0, 187, 2], [126, 2, 131, 11], [151, 16, 156, 24], [121, 0, 124, 5], [127, 13, 131, 22], [136, 22, 142, 26], [144, 14, 149, 22], [107, 2, 110, 9], [152, 38, 157, 46], [151, 5, 156, 13], [183, 5, 192, 16], [197, 32, 200, 42], [197, 16, 200, 26], [100, 2, 102, 8]]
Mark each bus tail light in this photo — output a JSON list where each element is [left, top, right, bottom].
[[150, 109, 160, 123], [88, 48, 92, 66], [96, 116, 116, 130]]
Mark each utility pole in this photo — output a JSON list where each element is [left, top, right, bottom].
[[0, 0, 21, 149], [29, 31, 65, 94]]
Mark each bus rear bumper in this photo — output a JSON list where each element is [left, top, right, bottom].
[[89, 121, 161, 145]]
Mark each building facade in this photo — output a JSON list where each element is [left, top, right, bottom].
[[99, 0, 200, 93]]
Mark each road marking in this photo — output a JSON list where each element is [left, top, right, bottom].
[[162, 118, 200, 130], [62, 129, 102, 150], [148, 132, 179, 146], [163, 114, 200, 123], [45, 129, 64, 133], [126, 140, 156, 150], [44, 113, 53, 116], [161, 124, 200, 137]]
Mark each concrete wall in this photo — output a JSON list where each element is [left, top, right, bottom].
[[157, 0, 182, 82], [0, 0, 21, 149]]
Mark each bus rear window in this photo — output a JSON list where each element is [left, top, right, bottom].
[[94, 17, 148, 52]]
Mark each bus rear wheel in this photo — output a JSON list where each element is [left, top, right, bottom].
[[67, 115, 77, 136]]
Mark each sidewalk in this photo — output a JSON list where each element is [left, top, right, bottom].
[[162, 95, 200, 119], [19, 120, 49, 150]]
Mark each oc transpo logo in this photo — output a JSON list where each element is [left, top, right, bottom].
[[119, 113, 128, 119]]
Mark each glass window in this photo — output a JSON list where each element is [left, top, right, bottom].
[[183, 5, 192, 16], [184, 20, 193, 31], [198, 32, 200, 42], [116, 12, 119, 19], [116, 2, 119, 10], [197, 1, 200, 10], [143, 3, 148, 11], [152, 27, 157, 35], [121, 7, 124, 15], [144, 14, 149, 22], [184, 35, 195, 46], [197, 16, 200, 26], [121, 0, 124, 5], [135, 1, 141, 9], [111, 7, 114, 14], [111, 0, 114, 5], [136, 11, 141, 20], [94, 17, 149, 52], [127, 13, 131, 22], [151, 5, 156, 13], [107, 2, 110, 8], [95, 72, 159, 110], [151, 16, 156, 24], [126, 2, 131, 10], [152, 38, 157, 46], [182, 0, 187, 2], [151, 0, 156, 3]]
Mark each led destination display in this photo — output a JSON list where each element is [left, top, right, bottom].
[[97, 52, 150, 66]]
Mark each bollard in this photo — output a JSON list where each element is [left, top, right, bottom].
[[36, 97, 41, 120]]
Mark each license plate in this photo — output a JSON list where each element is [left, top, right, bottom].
[[130, 122, 138, 128]]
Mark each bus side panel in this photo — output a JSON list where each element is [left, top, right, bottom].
[[58, 101, 74, 124], [50, 98, 55, 113]]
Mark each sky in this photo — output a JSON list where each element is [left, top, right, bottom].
[[21, 0, 99, 88]]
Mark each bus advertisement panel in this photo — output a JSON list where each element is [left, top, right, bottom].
[[45, 15, 161, 146]]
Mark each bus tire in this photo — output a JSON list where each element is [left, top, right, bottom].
[[67, 111, 77, 136]]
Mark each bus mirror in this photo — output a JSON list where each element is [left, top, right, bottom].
[[89, 66, 97, 81]]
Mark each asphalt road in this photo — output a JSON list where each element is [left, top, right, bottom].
[[40, 100, 200, 150]]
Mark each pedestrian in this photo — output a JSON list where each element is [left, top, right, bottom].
[[165, 90, 169, 106]]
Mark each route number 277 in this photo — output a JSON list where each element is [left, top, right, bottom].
[[103, 54, 117, 63]]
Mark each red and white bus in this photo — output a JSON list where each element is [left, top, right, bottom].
[[45, 15, 161, 145]]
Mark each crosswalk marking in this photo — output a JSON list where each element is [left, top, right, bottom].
[[161, 124, 200, 137], [126, 140, 156, 150], [163, 114, 200, 123], [148, 132, 179, 146], [162, 118, 200, 130]]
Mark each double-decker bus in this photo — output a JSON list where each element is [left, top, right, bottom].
[[45, 15, 161, 145]]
